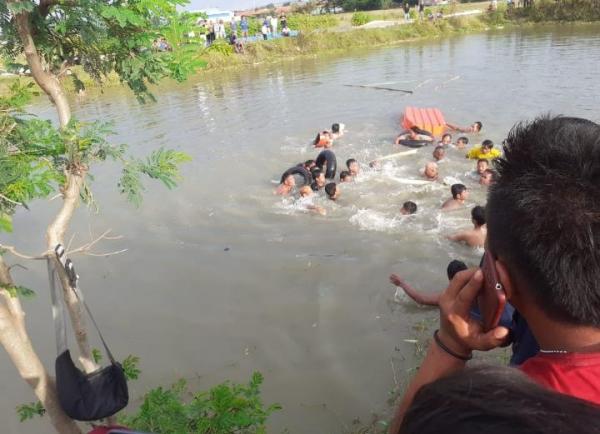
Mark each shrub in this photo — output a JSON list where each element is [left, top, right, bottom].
[[409, 9, 418, 19], [121, 372, 281, 434], [287, 14, 338, 31], [351, 11, 372, 26], [207, 40, 234, 56]]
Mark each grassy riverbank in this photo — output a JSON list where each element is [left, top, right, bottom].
[[1, 0, 598, 96]]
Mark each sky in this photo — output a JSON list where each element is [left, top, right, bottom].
[[183, 0, 273, 11]]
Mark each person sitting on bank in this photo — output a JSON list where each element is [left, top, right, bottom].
[[310, 169, 326, 191], [433, 146, 445, 162], [423, 162, 439, 181], [346, 158, 360, 176], [442, 184, 469, 211], [400, 201, 418, 215], [340, 170, 352, 183], [396, 126, 434, 144], [466, 139, 501, 160], [447, 205, 486, 248], [313, 131, 333, 148], [275, 173, 295, 195], [389, 116, 600, 434], [325, 182, 340, 200], [281, 25, 291, 37], [446, 121, 483, 134]]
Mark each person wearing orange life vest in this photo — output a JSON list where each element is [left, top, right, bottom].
[[313, 131, 333, 148]]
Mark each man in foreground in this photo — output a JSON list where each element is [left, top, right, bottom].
[[390, 116, 600, 433]]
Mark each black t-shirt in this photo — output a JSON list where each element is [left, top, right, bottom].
[[404, 3, 410, 12]]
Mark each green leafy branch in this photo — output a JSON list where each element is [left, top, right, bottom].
[[16, 401, 45, 422], [119, 148, 191, 206]]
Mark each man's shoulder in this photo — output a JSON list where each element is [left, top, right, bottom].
[[521, 352, 600, 405]]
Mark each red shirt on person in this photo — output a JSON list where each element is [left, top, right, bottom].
[[520, 352, 600, 405]]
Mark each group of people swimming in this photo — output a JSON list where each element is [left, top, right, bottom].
[[274, 116, 502, 248]]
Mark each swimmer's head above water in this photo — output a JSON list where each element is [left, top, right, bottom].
[[346, 158, 359, 176], [424, 162, 439, 180], [400, 201, 417, 215], [325, 182, 340, 200], [340, 170, 352, 182], [433, 146, 445, 161], [440, 133, 452, 146], [477, 158, 489, 174]]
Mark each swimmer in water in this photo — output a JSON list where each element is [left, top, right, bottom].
[[439, 133, 452, 147], [433, 146, 446, 162], [476, 158, 489, 175], [298, 185, 326, 215], [480, 168, 497, 186], [441, 184, 469, 211], [310, 168, 326, 191], [455, 136, 469, 149], [313, 131, 333, 148], [275, 173, 295, 195], [346, 158, 360, 176], [389, 260, 467, 306], [301, 159, 316, 170], [340, 170, 352, 182], [331, 123, 345, 140], [395, 126, 434, 144], [324, 182, 340, 200], [400, 201, 417, 215], [446, 120, 483, 134], [447, 205, 487, 248], [466, 139, 502, 160], [423, 161, 439, 181]]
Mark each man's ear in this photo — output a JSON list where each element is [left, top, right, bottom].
[[496, 259, 518, 302]]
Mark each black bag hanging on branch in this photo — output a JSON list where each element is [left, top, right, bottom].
[[47, 244, 129, 421]]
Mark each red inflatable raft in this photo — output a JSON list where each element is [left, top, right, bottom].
[[402, 107, 447, 137]]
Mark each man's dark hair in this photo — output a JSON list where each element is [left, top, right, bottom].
[[441, 133, 452, 141], [471, 205, 485, 226], [304, 159, 315, 168], [332, 123, 340, 133], [310, 181, 319, 192], [482, 139, 494, 149], [457, 136, 469, 144], [324, 182, 337, 199], [487, 116, 600, 326], [346, 158, 357, 169], [451, 184, 467, 199], [402, 201, 417, 214], [474, 121, 483, 131], [477, 158, 489, 165], [311, 168, 323, 179], [434, 145, 445, 154], [446, 260, 467, 280], [399, 365, 600, 434], [340, 170, 351, 181]]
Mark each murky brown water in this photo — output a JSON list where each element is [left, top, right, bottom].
[[2, 23, 600, 434]]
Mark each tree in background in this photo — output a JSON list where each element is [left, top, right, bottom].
[[0, 1, 204, 432]]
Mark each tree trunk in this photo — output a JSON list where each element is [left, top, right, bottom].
[[8, 2, 97, 374], [0, 257, 82, 434], [9, 1, 71, 128], [46, 172, 98, 374]]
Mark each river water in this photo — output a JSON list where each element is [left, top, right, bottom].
[[3, 23, 600, 434]]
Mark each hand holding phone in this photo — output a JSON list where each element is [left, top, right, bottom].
[[478, 252, 506, 331]]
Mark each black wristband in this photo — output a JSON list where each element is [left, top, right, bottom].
[[433, 329, 473, 361]]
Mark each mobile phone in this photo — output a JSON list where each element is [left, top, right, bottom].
[[478, 252, 506, 331]]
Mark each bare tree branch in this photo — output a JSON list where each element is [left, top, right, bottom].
[[66, 229, 124, 256], [0, 193, 24, 207], [0, 244, 46, 261]]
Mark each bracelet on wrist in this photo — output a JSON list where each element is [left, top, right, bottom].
[[433, 329, 473, 361]]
